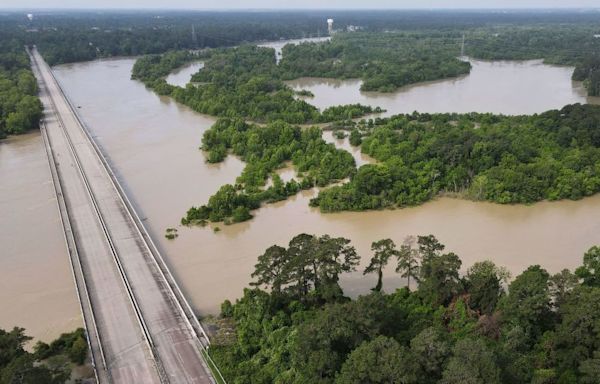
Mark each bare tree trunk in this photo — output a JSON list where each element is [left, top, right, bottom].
[[374, 268, 383, 292]]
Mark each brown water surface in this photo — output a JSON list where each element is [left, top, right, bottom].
[[9, 42, 598, 343], [0, 133, 80, 342], [322, 130, 375, 166], [48, 57, 600, 314], [258, 36, 331, 63], [165, 61, 204, 87], [287, 59, 595, 115]]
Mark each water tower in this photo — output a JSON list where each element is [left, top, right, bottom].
[[327, 19, 334, 34]]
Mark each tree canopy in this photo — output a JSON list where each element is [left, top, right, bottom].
[[132, 45, 380, 124], [313, 104, 600, 212], [0, 41, 42, 138], [209, 234, 600, 384], [0, 328, 87, 384]]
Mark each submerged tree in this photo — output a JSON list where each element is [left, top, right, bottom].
[[396, 236, 421, 291], [416, 235, 463, 307], [250, 245, 288, 293], [364, 239, 399, 292], [213, 231, 600, 383], [418, 235, 446, 261], [315, 235, 360, 301], [285, 234, 318, 299], [250, 233, 358, 302]]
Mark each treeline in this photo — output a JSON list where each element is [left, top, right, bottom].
[[210, 233, 600, 384], [182, 119, 355, 225], [133, 45, 379, 124], [0, 327, 88, 383], [276, 27, 600, 95], [279, 32, 472, 92], [464, 26, 600, 65], [130, 50, 197, 86], [573, 56, 600, 97], [0, 42, 42, 138], [5, 10, 600, 65], [5, 11, 331, 66], [131, 50, 199, 94], [313, 104, 600, 212]]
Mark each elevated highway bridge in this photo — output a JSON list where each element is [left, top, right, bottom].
[[29, 46, 223, 384]]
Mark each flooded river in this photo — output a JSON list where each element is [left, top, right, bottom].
[[287, 59, 595, 115], [51, 56, 600, 314], [3, 51, 600, 341], [165, 37, 331, 89], [0, 133, 80, 342]]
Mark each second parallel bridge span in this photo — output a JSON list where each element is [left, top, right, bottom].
[[29, 46, 222, 384]]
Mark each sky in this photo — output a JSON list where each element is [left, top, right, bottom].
[[4, 0, 600, 10]]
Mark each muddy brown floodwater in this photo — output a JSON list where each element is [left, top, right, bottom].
[[50, 56, 600, 315], [0, 133, 80, 343], [3, 50, 600, 344], [287, 58, 597, 115], [165, 61, 205, 87], [259, 36, 331, 63]]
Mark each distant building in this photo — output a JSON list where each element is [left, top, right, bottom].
[[27, 13, 33, 21], [327, 19, 334, 34]]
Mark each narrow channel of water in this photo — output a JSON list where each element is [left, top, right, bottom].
[[322, 130, 375, 167], [258, 36, 331, 63], [165, 61, 204, 87]]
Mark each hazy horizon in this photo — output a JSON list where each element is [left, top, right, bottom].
[[3, 0, 600, 10]]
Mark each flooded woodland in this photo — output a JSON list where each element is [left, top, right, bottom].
[[2, 42, 600, 341]]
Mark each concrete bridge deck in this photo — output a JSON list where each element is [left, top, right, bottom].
[[29, 47, 220, 384]]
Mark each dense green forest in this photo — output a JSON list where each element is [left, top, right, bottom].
[[279, 32, 471, 92], [3, 10, 600, 65], [0, 42, 42, 138], [465, 26, 600, 65], [182, 119, 356, 224], [4, 12, 331, 66], [127, 25, 600, 223], [0, 328, 88, 383], [125, 18, 600, 223], [313, 104, 600, 212], [132, 46, 379, 124], [130, 50, 198, 90], [276, 26, 600, 94], [209, 233, 600, 384], [277, 26, 600, 94], [187, 104, 600, 223]]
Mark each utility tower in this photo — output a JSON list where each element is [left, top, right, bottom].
[[192, 25, 197, 48]]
